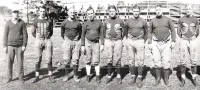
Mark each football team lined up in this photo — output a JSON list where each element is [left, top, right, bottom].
[[3, 3, 199, 88]]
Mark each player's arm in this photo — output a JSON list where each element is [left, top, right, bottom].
[[100, 21, 105, 45], [120, 20, 125, 39], [143, 20, 148, 43], [22, 21, 28, 47], [177, 19, 182, 38], [77, 22, 82, 40], [81, 22, 87, 46], [148, 21, 153, 44], [60, 21, 66, 39], [3, 21, 9, 48], [123, 20, 128, 39], [169, 18, 176, 42], [48, 20, 54, 37], [31, 20, 37, 38], [195, 19, 199, 37]]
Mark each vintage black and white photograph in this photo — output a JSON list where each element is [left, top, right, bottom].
[[0, 0, 200, 90]]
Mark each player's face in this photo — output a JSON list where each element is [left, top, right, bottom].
[[12, 12, 19, 20], [109, 8, 117, 18], [87, 10, 94, 20], [39, 8, 46, 17], [155, 7, 163, 16], [133, 8, 140, 18], [185, 6, 192, 16], [68, 9, 75, 19]]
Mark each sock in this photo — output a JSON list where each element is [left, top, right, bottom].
[[86, 65, 91, 76], [191, 66, 197, 79], [107, 63, 112, 76], [95, 65, 100, 76], [73, 65, 78, 76], [116, 64, 121, 75], [48, 63, 53, 72], [180, 65, 186, 75], [65, 64, 70, 75], [138, 66, 143, 77], [129, 66, 136, 75]]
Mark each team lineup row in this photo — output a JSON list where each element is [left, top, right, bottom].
[[3, 3, 199, 88]]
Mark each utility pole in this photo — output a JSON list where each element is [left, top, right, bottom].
[[25, 0, 29, 25]]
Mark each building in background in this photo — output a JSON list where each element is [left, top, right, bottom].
[[8, 0, 200, 27]]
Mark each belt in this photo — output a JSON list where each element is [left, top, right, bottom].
[[106, 37, 122, 41], [88, 39, 99, 43], [128, 36, 143, 40], [181, 35, 196, 41]]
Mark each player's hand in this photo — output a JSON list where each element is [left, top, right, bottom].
[[81, 46, 85, 53], [4, 47, 8, 53], [148, 43, 153, 50], [170, 42, 175, 49], [22, 46, 26, 52], [100, 45, 104, 52]]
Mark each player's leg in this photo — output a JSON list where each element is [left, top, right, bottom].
[[71, 40, 81, 82], [190, 40, 198, 86], [162, 41, 172, 86], [179, 39, 188, 87], [33, 39, 43, 83], [62, 39, 72, 82], [6, 46, 15, 83], [16, 46, 25, 83], [46, 39, 55, 83], [135, 40, 145, 88], [126, 39, 136, 84], [85, 39, 92, 82], [92, 42, 101, 83], [104, 39, 113, 84], [113, 40, 123, 84], [151, 41, 162, 86]]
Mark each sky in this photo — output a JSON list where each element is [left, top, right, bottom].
[[1, 0, 200, 10]]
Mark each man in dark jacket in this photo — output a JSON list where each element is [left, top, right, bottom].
[[3, 9, 28, 84]]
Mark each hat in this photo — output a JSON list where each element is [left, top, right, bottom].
[[12, 9, 19, 13]]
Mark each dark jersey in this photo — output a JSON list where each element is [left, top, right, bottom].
[[32, 18, 53, 39], [61, 19, 82, 40], [148, 16, 176, 44], [178, 16, 199, 38], [81, 19, 104, 46], [124, 17, 148, 41], [104, 17, 124, 39]]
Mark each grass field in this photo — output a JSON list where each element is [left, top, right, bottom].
[[0, 19, 200, 90]]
